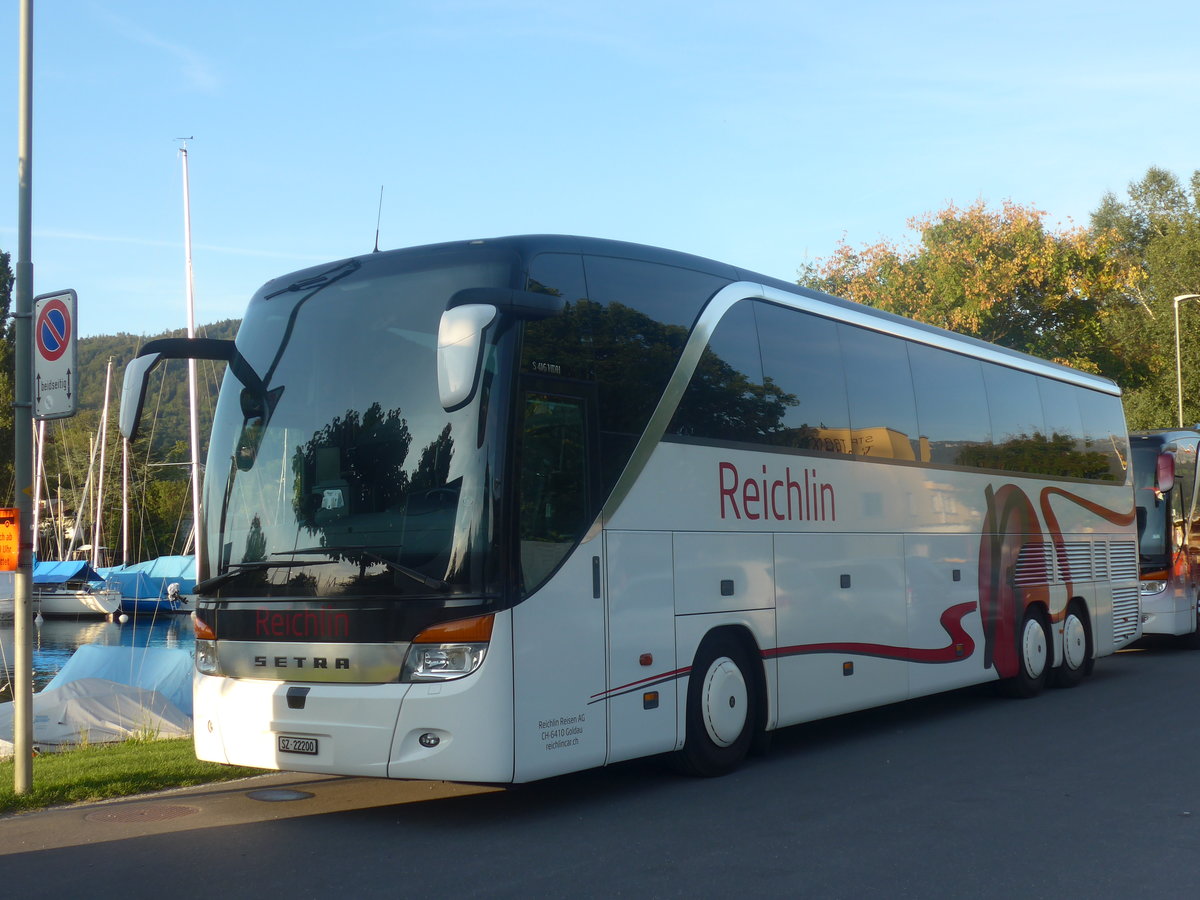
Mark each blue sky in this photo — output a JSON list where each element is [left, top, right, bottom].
[[2, 0, 1199, 337]]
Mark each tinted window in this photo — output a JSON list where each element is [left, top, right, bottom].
[[583, 255, 727, 330], [519, 392, 590, 589], [960, 365, 1047, 474], [524, 253, 729, 496], [908, 343, 991, 466], [838, 324, 919, 460], [1039, 377, 1117, 479], [1076, 388, 1128, 483], [1133, 443, 1168, 560], [524, 253, 591, 381], [983, 365, 1043, 443], [1038, 378, 1085, 447], [756, 303, 852, 454], [670, 301, 797, 443]]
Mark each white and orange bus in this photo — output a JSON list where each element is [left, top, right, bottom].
[[121, 235, 1140, 781], [1132, 429, 1200, 643]]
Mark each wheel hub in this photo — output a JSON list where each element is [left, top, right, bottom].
[[1021, 616, 1048, 679], [1062, 613, 1087, 671], [701, 657, 748, 747]]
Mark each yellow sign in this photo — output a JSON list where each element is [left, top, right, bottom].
[[0, 508, 18, 571]]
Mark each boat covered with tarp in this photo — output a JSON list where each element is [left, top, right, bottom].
[[0, 644, 193, 756], [98, 555, 196, 616]]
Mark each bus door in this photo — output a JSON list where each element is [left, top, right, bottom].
[[510, 377, 609, 780], [604, 528, 678, 765]]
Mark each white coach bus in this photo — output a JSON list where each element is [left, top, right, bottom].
[[120, 235, 1140, 781]]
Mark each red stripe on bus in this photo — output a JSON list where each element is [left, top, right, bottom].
[[765, 601, 978, 664]]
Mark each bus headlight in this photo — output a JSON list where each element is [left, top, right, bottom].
[[1140, 580, 1167, 595], [195, 638, 222, 675], [402, 643, 488, 682], [194, 614, 222, 675], [400, 614, 494, 683]]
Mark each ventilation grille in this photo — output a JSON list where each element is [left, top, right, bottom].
[[1112, 585, 1140, 644], [1059, 542, 1094, 582], [1012, 540, 1137, 587], [1013, 544, 1053, 587], [1108, 540, 1138, 582]]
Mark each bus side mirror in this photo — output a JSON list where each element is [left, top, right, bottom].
[[1157, 452, 1176, 494], [119, 337, 241, 440], [437, 288, 566, 411], [438, 304, 497, 411], [119, 352, 164, 440]]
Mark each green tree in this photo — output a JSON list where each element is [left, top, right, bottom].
[[799, 200, 1140, 382], [1089, 167, 1200, 429]]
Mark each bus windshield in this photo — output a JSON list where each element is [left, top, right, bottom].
[[1133, 443, 1169, 565], [200, 249, 517, 600]]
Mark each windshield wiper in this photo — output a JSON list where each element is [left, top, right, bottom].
[[282, 547, 450, 592], [194, 559, 338, 594], [263, 259, 361, 300]]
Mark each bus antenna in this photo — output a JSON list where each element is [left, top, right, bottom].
[[373, 185, 384, 253]]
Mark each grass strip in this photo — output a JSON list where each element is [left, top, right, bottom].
[[0, 737, 261, 816]]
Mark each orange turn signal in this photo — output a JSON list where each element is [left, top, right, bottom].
[[194, 615, 216, 641], [413, 614, 494, 644]]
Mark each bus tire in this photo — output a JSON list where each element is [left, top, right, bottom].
[[1051, 602, 1091, 689], [1003, 607, 1051, 698], [675, 633, 757, 777]]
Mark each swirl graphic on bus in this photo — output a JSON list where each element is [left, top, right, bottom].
[[978, 483, 1136, 677], [978, 483, 1047, 678]]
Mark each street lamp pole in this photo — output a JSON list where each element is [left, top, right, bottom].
[[1175, 293, 1200, 427]]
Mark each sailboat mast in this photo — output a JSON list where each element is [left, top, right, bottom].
[[67, 433, 97, 560], [180, 142, 205, 573], [92, 357, 113, 568], [31, 420, 44, 561]]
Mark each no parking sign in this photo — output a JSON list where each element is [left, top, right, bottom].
[[33, 289, 78, 420]]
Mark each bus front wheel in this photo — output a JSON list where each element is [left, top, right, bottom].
[[675, 633, 757, 777]]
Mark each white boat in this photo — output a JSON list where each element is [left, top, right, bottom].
[[32, 560, 120, 619]]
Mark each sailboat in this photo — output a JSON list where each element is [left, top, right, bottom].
[[30, 559, 120, 619], [27, 386, 121, 620]]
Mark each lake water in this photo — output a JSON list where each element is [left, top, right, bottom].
[[0, 611, 195, 703]]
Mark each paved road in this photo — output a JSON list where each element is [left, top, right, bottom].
[[2, 640, 1197, 898]]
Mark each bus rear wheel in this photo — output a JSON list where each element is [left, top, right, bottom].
[[1004, 607, 1051, 698], [675, 633, 757, 777], [1051, 602, 1092, 689]]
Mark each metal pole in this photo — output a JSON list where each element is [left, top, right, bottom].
[[13, 0, 35, 795], [1175, 294, 1200, 428], [121, 437, 129, 565], [180, 144, 205, 578]]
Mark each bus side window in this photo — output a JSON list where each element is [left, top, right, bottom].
[[668, 300, 770, 443], [837, 324, 920, 461], [756, 302, 852, 455], [1076, 389, 1130, 483], [908, 342, 991, 466], [519, 392, 590, 590]]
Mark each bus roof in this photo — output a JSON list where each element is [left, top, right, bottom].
[[256, 233, 1121, 395]]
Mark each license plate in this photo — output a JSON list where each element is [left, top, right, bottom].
[[278, 735, 319, 755]]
